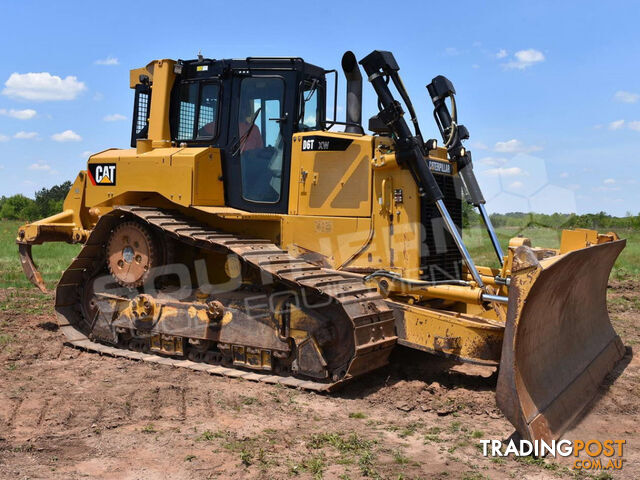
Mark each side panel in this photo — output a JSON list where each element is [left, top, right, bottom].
[[287, 138, 458, 279], [293, 132, 373, 217], [190, 148, 224, 205], [343, 137, 422, 277], [281, 216, 370, 268], [85, 147, 224, 208]]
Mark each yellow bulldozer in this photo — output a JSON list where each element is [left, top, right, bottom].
[[17, 50, 625, 443]]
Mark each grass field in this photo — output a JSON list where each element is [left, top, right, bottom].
[[0, 219, 637, 289], [0, 220, 81, 289], [464, 224, 640, 279]]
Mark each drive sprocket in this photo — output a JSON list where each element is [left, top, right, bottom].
[[106, 221, 158, 288]]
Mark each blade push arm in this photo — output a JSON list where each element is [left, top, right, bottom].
[[427, 76, 505, 266]]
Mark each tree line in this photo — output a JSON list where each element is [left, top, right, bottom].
[[0, 181, 72, 221], [1, 182, 637, 230]]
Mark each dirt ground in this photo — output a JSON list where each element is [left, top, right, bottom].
[[0, 280, 638, 480]]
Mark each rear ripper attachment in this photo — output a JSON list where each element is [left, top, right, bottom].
[[54, 206, 396, 391]]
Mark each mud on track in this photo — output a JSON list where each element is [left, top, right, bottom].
[[0, 282, 638, 480]]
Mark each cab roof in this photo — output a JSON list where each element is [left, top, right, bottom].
[[176, 57, 326, 80]]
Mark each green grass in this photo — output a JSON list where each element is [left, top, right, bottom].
[[392, 449, 410, 465], [141, 423, 157, 434], [0, 288, 51, 315], [0, 220, 81, 289], [196, 429, 225, 442], [307, 432, 379, 478], [464, 225, 640, 278], [290, 454, 326, 479]]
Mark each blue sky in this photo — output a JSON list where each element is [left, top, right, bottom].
[[0, 0, 638, 215]]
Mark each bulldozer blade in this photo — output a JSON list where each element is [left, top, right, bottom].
[[18, 243, 47, 293], [496, 239, 626, 443]]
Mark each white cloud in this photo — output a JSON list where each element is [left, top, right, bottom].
[[0, 134, 9, 142], [14, 131, 38, 140], [444, 47, 460, 56], [613, 90, 639, 104], [478, 156, 508, 166], [471, 141, 489, 150], [28, 162, 51, 171], [103, 113, 127, 122], [496, 49, 508, 59], [609, 119, 625, 130], [594, 185, 621, 192], [51, 129, 82, 142], [3, 72, 86, 101], [485, 166, 528, 177], [509, 181, 524, 189], [607, 119, 640, 131], [604, 178, 616, 185], [628, 121, 640, 131], [494, 139, 541, 153], [95, 56, 119, 66], [27, 162, 58, 175], [560, 172, 569, 178], [0, 108, 37, 120], [504, 49, 545, 70]]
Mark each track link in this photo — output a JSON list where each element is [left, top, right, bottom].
[[55, 206, 397, 392]]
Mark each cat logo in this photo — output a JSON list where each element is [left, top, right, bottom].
[[88, 163, 116, 186]]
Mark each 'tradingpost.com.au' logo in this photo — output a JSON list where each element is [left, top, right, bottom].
[[480, 439, 626, 471]]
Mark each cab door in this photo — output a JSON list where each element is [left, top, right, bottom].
[[224, 73, 296, 213]]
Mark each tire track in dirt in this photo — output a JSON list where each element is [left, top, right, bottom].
[[123, 391, 135, 420], [91, 399, 105, 426], [180, 386, 187, 420], [36, 398, 50, 426], [5, 396, 23, 428], [150, 386, 162, 420]]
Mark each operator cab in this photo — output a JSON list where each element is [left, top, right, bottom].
[[132, 57, 327, 214]]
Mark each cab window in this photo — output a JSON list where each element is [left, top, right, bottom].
[[175, 82, 220, 141], [299, 80, 321, 131], [238, 77, 285, 203]]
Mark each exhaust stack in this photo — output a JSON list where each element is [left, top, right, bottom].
[[341, 51, 362, 132]]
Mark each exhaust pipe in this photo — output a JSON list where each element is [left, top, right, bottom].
[[341, 51, 362, 133]]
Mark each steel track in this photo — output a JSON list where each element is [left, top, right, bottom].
[[55, 206, 397, 392]]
